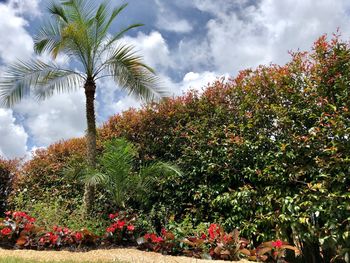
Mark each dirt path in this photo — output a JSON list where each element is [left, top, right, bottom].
[[0, 248, 251, 262]]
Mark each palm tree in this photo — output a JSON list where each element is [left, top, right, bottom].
[[0, 0, 165, 215]]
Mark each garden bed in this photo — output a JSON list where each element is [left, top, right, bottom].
[[0, 248, 252, 263]]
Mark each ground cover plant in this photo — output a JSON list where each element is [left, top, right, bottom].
[[1, 32, 350, 263], [0, 209, 299, 262]]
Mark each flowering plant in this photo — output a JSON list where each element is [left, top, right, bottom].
[[105, 211, 136, 245], [256, 239, 300, 262], [138, 228, 177, 254], [0, 211, 41, 248], [200, 225, 253, 260], [37, 225, 89, 249]]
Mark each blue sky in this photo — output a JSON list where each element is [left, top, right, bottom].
[[1, 0, 350, 159]]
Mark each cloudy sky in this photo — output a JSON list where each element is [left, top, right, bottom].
[[0, 0, 350, 159]]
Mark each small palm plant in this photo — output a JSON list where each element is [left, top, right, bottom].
[[65, 138, 182, 209]]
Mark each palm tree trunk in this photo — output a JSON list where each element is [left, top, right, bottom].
[[83, 77, 97, 216]]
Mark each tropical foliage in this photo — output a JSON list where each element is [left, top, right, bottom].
[[1, 31, 350, 263], [64, 138, 182, 209], [0, 0, 165, 215]]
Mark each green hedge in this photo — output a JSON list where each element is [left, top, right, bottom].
[[100, 34, 350, 262], [0, 158, 18, 215]]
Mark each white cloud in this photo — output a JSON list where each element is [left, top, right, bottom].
[[13, 90, 86, 146], [96, 78, 140, 118], [0, 2, 34, 64], [155, 71, 227, 97], [122, 31, 174, 71], [0, 108, 28, 158], [180, 71, 224, 94], [9, 0, 41, 17], [155, 0, 192, 33], [187, 0, 350, 74]]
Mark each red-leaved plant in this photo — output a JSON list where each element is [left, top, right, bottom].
[[0, 211, 41, 248], [105, 211, 136, 245], [137, 228, 177, 254], [37, 226, 96, 249], [256, 239, 300, 262]]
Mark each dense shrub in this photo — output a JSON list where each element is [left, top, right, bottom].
[[99, 34, 350, 263], [9, 138, 87, 212], [0, 158, 18, 215]]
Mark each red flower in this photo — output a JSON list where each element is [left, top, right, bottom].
[[201, 233, 207, 240], [75, 232, 83, 241], [161, 228, 167, 236], [28, 217, 36, 223], [154, 236, 163, 243], [146, 233, 163, 243], [127, 225, 135, 231], [272, 239, 283, 248], [116, 220, 125, 229], [51, 234, 59, 244], [53, 225, 58, 232], [1, 227, 12, 236], [106, 226, 116, 233], [208, 224, 220, 239]]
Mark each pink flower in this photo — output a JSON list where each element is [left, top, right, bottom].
[[5, 211, 11, 216], [63, 227, 70, 235], [272, 239, 283, 248], [109, 214, 115, 220], [127, 225, 135, 231], [39, 237, 45, 244]]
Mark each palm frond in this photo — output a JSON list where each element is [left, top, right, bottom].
[[99, 44, 168, 101], [62, 0, 95, 22], [0, 59, 84, 107], [139, 162, 183, 181], [101, 3, 128, 36], [101, 23, 144, 53], [48, 1, 68, 23], [80, 171, 108, 187], [99, 138, 136, 180], [34, 20, 64, 57]]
